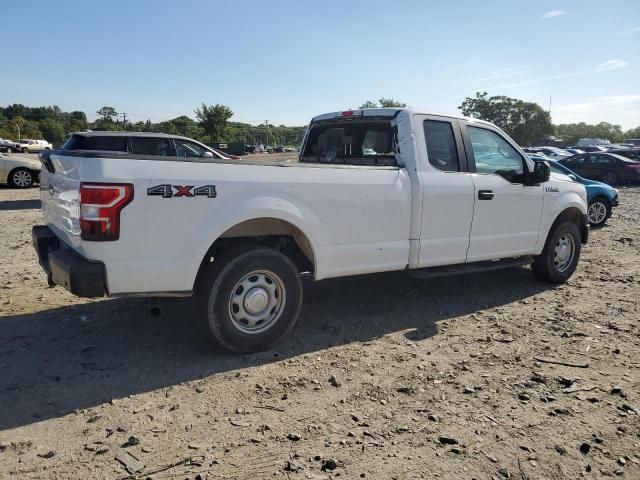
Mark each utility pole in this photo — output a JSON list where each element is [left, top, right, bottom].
[[264, 120, 269, 146], [15, 123, 20, 140], [120, 112, 128, 131]]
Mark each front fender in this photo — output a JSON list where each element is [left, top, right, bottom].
[[185, 190, 324, 287], [535, 191, 587, 254]]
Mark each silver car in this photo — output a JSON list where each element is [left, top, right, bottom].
[[0, 152, 41, 188]]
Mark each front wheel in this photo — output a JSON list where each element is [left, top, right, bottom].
[[8, 168, 35, 188], [21, 147, 28, 154], [532, 221, 581, 283], [587, 197, 611, 228], [195, 247, 303, 353]]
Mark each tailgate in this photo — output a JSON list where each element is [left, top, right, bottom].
[[40, 153, 83, 247]]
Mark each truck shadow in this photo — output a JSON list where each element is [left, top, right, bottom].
[[0, 199, 41, 211], [0, 267, 552, 430]]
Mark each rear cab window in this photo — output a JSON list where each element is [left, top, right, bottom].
[[300, 118, 396, 166], [62, 134, 128, 152]]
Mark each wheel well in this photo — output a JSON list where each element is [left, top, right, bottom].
[[196, 218, 316, 284], [552, 207, 582, 229], [589, 195, 610, 205], [547, 207, 586, 244]]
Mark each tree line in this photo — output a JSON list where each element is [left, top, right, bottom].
[[1, 96, 638, 148], [0, 103, 306, 147]]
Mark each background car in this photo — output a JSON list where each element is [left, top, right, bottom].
[[564, 148, 585, 155], [0, 138, 20, 153], [0, 152, 41, 188], [537, 146, 572, 159], [15, 139, 52, 153], [607, 148, 640, 161], [535, 158, 618, 227], [558, 152, 640, 185], [580, 145, 609, 153]]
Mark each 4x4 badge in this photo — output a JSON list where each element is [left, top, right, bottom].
[[147, 184, 217, 198]]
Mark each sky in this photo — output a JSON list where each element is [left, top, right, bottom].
[[1, 0, 639, 129]]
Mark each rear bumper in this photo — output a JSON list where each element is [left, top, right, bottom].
[[32, 225, 106, 298]]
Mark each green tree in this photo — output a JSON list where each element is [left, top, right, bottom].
[[13, 116, 42, 139], [66, 111, 88, 132], [96, 106, 118, 122], [378, 97, 407, 108], [624, 126, 640, 139], [359, 98, 407, 109], [359, 100, 378, 109], [194, 103, 233, 142], [38, 118, 66, 145], [459, 92, 552, 145], [555, 122, 624, 145]]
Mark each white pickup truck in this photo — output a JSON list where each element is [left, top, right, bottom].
[[33, 109, 589, 352]]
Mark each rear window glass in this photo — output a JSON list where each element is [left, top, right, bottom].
[[301, 120, 396, 165], [62, 135, 128, 152]]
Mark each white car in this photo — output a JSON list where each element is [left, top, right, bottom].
[[33, 108, 589, 353], [16, 139, 53, 153], [535, 146, 571, 159], [0, 152, 41, 188]]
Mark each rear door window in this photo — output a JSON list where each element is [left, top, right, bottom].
[[131, 137, 172, 156], [423, 120, 460, 172]]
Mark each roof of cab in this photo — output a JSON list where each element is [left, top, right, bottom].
[[69, 131, 193, 140], [310, 108, 494, 127]]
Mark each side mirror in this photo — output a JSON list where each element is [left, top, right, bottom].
[[527, 161, 550, 185], [567, 173, 577, 181], [202, 151, 214, 158]]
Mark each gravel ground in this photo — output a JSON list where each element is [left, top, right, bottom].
[[0, 184, 638, 479]]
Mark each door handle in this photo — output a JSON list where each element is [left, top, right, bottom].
[[478, 190, 495, 200]]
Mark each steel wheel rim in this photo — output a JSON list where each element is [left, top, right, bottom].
[[588, 201, 607, 225], [603, 172, 616, 185], [13, 170, 32, 187], [228, 270, 286, 334], [553, 234, 575, 273]]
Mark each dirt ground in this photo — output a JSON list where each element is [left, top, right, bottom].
[[0, 182, 638, 480]]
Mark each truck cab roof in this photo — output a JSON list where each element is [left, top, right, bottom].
[[310, 108, 495, 127]]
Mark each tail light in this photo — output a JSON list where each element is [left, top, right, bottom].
[[80, 183, 133, 241]]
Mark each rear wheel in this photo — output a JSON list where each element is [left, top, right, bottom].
[[602, 171, 618, 185], [195, 246, 303, 353], [532, 221, 581, 283], [6, 147, 12, 153], [587, 197, 611, 228], [8, 168, 35, 188]]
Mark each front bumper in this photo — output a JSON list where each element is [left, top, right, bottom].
[[32, 225, 106, 298]]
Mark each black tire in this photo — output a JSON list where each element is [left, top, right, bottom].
[[602, 171, 618, 185], [195, 246, 303, 353], [8, 168, 35, 189], [532, 221, 581, 283], [587, 196, 611, 228], [21, 147, 28, 154], [6, 147, 12, 153]]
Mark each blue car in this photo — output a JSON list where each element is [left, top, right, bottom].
[[535, 159, 619, 227]]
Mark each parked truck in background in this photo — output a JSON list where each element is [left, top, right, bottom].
[[33, 109, 589, 353]]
